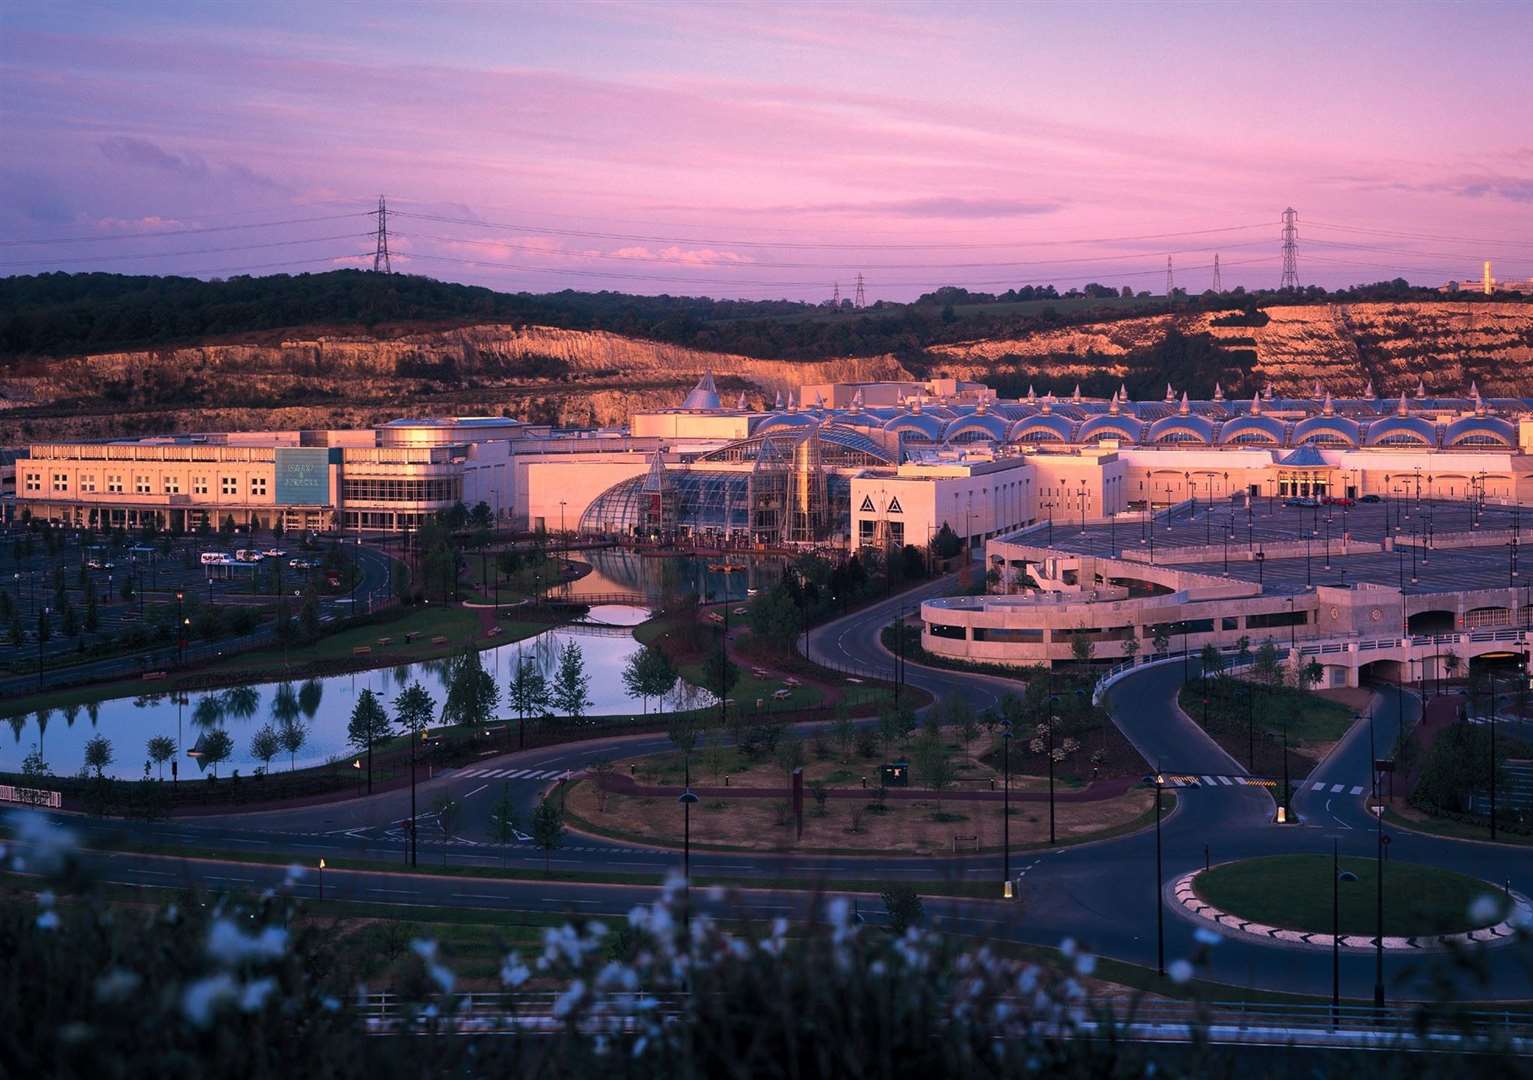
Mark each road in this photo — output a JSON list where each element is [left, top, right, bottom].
[[9, 567, 1533, 1000]]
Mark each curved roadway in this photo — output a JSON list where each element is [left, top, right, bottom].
[[11, 572, 1533, 1001]]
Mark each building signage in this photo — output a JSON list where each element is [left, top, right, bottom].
[[274, 447, 333, 505], [0, 784, 62, 809]]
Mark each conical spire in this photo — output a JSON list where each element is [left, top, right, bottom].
[[814, 391, 825, 409], [911, 396, 922, 414], [773, 389, 784, 410], [850, 388, 864, 412], [1415, 378, 1426, 399], [680, 371, 722, 410], [1108, 390, 1121, 415], [1072, 383, 1082, 403], [1250, 390, 1262, 416], [1470, 379, 1481, 399], [975, 397, 988, 415], [640, 449, 668, 494], [1026, 385, 1037, 402], [1178, 392, 1190, 416], [1397, 391, 1409, 417], [1165, 383, 1176, 403], [1118, 382, 1129, 403], [1313, 380, 1323, 400], [1213, 382, 1224, 401], [786, 392, 798, 412], [1322, 391, 1334, 416], [735, 391, 748, 410], [1363, 379, 1375, 399]]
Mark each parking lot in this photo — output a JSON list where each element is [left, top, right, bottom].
[[0, 525, 390, 671], [1032, 496, 1529, 598]]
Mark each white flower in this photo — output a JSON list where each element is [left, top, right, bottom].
[[1017, 965, 1039, 993], [500, 954, 531, 987], [427, 962, 455, 994], [284, 864, 306, 884], [1193, 927, 1223, 946], [6, 812, 78, 874], [239, 977, 276, 1012], [1469, 894, 1502, 926], [1074, 953, 1097, 977], [410, 938, 438, 961], [597, 961, 639, 993], [206, 919, 287, 965], [36, 910, 60, 931], [37, 890, 56, 908], [1168, 959, 1194, 985], [552, 979, 587, 1019], [1059, 936, 1077, 958], [95, 969, 141, 1003], [182, 973, 238, 1027], [321, 996, 340, 1012]]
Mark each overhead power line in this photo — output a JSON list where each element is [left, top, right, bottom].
[[0, 233, 379, 270], [0, 212, 375, 248], [402, 229, 1275, 271], [391, 210, 1278, 251], [1305, 220, 1533, 249]]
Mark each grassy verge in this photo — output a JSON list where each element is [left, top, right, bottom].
[[1178, 678, 1355, 778], [1383, 807, 1533, 848], [1192, 853, 1508, 937], [561, 779, 1173, 858]]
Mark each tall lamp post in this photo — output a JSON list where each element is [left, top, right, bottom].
[[1154, 769, 1166, 977], [1374, 805, 1386, 1009], [1001, 717, 1013, 897], [1489, 672, 1498, 841], [1332, 839, 1359, 1029]]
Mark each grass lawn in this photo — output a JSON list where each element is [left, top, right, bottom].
[[1193, 854, 1509, 937], [1179, 677, 1357, 779]]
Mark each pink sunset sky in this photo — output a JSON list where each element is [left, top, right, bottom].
[[2, 0, 1531, 301]]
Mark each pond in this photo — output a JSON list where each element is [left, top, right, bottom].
[[565, 549, 785, 605], [3, 605, 713, 781]]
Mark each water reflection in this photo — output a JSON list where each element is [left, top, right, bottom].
[[2, 606, 696, 779], [565, 550, 783, 606]]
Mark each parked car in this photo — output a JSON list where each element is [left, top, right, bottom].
[[1283, 497, 1320, 508], [233, 549, 265, 563], [264, 548, 286, 558], [288, 558, 314, 570], [1322, 496, 1355, 507], [199, 552, 229, 565], [85, 558, 114, 570], [1358, 494, 1382, 503]]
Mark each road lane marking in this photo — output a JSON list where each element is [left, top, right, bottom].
[[1311, 781, 1325, 791], [1201, 776, 1217, 786], [1217, 776, 1233, 786], [1329, 784, 1344, 793], [1350, 785, 1364, 795]]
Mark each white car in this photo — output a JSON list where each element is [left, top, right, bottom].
[[264, 548, 286, 558]]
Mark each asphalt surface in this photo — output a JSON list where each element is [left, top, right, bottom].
[[9, 566, 1533, 1001], [0, 543, 396, 697]]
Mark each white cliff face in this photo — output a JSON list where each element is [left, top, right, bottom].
[[927, 302, 1533, 395], [0, 323, 914, 441]]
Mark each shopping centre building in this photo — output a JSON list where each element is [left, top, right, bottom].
[[14, 374, 1533, 679]]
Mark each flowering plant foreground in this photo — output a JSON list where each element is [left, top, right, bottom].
[[1, 811, 1529, 1078]]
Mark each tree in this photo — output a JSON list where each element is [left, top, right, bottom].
[[299, 589, 321, 641], [147, 735, 176, 779], [912, 731, 954, 810], [83, 734, 113, 779], [774, 734, 805, 784], [1300, 659, 1324, 691], [747, 585, 803, 655], [394, 682, 436, 741], [507, 652, 550, 738], [531, 797, 565, 872], [249, 725, 280, 775], [21, 745, 49, 778], [622, 645, 676, 715], [200, 728, 233, 779], [468, 501, 494, 531], [1069, 632, 1095, 666], [700, 646, 739, 707], [488, 783, 519, 866], [550, 639, 592, 723], [278, 717, 308, 771], [667, 713, 699, 763], [1252, 640, 1283, 687], [1121, 630, 1140, 664], [832, 710, 856, 763], [700, 728, 733, 783], [1200, 643, 1223, 687], [1151, 624, 1171, 658], [347, 689, 391, 793], [881, 884, 924, 933], [442, 648, 499, 730]]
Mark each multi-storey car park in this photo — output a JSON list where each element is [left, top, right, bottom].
[[13, 373, 1533, 682]]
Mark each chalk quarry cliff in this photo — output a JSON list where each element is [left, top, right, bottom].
[[3, 302, 1532, 443]]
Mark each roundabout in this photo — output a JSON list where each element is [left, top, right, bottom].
[[1175, 854, 1530, 950]]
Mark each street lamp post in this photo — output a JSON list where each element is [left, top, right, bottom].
[[1154, 769, 1166, 977], [1489, 672, 1498, 841], [1374, 806, 1386, 1009], [1333, 839, 1358, 1029], [1002, 717, 1013, 897], [318, 857, 326, 901]]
